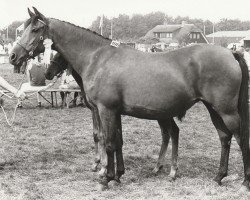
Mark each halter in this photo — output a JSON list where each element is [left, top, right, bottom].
[[17, 19, 47, 59]]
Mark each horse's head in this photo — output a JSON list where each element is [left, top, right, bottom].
[[45, 53, 68, 80], [9, 7, 47, 66]]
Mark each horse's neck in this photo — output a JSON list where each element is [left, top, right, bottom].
[[48, 19, 110, 73]]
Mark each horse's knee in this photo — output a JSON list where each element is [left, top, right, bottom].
[[106, 143, 115, 155], [219, 134, 232, 147]]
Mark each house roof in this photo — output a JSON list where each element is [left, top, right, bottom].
[[243, 35, 250, 40], [149, 24, 182, 33], [145, 23, 206, 44], [145, 23, 202, 37], [206, 30, 250, 38]]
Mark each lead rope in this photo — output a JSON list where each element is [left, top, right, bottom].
[[0, 102, 19, 127], [0, 72, 27, 127]]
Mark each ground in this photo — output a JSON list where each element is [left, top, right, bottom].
[[0, 63, 249, 200]]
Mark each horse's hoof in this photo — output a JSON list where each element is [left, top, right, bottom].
[[91, 163, 98, 172], [97, 183, 109, 191], [114, 175, 121, 183], [116, 170, 125, 178], [152, 165, 163, 175], [109, 180, 120, 187], [152, 167, 159, 175], [213, 177, 222, 186], [167, 175, 176, 182], [239, 185, 250, 193], [98, 167, 107, 178]]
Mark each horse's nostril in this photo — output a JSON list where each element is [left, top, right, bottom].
[[10, 53, 17, 61]]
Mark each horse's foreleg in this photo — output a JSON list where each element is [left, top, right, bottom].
[[114, 115, 125, 182], [97, 105, 117, 189]]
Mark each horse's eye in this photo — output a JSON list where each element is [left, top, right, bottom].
[[32, 28, 39, 32]]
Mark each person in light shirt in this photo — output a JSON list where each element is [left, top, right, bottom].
[[59, 67, 83, 107], [18, 54, 53, 107]]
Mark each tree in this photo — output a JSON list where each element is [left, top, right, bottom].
[[216, 18, 250, 31], [88, 13, 250, 41], [0, 20, 24, 43]]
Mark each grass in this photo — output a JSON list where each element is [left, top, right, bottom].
[[0, 63, 249, 200]]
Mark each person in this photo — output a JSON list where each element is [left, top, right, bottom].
[[18, 54, 52, 107], [59, 67, 83, 107], [0, 76, 26, 106], [43, 39, 54, 68]]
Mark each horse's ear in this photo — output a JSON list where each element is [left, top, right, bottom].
[[32, 7, 46, 21], [28, 8, 35, 18]]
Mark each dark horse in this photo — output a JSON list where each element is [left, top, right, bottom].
[[10, 8, 249, 191], [46, 53, 177, 179], [45, 53, 104, 172]]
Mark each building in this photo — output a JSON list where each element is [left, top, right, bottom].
[[145, 21, 208, 46], [243, 36, 250, 48], [206, 30, 250, 47]]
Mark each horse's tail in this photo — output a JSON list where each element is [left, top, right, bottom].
[[232, 52, 249, 155]]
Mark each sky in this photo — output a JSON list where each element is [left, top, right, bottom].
[[1, 0, 250, 29]]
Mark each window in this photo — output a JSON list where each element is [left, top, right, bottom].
[[190, 33, 200, 40], [160, 33, 167, 38], [166, 33, 172, 38], [159, 32, 172, 38], [154, 33, 160, 38]]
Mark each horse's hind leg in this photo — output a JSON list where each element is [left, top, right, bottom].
[[204, 103, 236, 185], [91, 110, 101, 172], [154, 119, 179, 180], [153, 119, 171, 174], [169, 119, 179, 180]]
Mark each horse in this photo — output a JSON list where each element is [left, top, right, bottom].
[[45, 53, 105, 173], [46, 52, 181, 181], [9, 7, 249, 191]]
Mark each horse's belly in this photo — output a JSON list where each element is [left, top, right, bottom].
[[122, 100, 192, 120]]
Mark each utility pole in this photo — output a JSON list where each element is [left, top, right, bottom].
[[99, 15, 103, 36], [6, 25, 8, 41], [110, 18, 113, 39], [212, 23, 215, 44]]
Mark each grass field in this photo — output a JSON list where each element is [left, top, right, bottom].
[[0, 63, 249, 200]]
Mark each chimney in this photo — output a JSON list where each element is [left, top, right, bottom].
[[181, 21, 187, 27]]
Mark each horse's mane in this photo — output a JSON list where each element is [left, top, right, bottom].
[[51, 18, 111, 41], [23, 15, 111, 42]]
